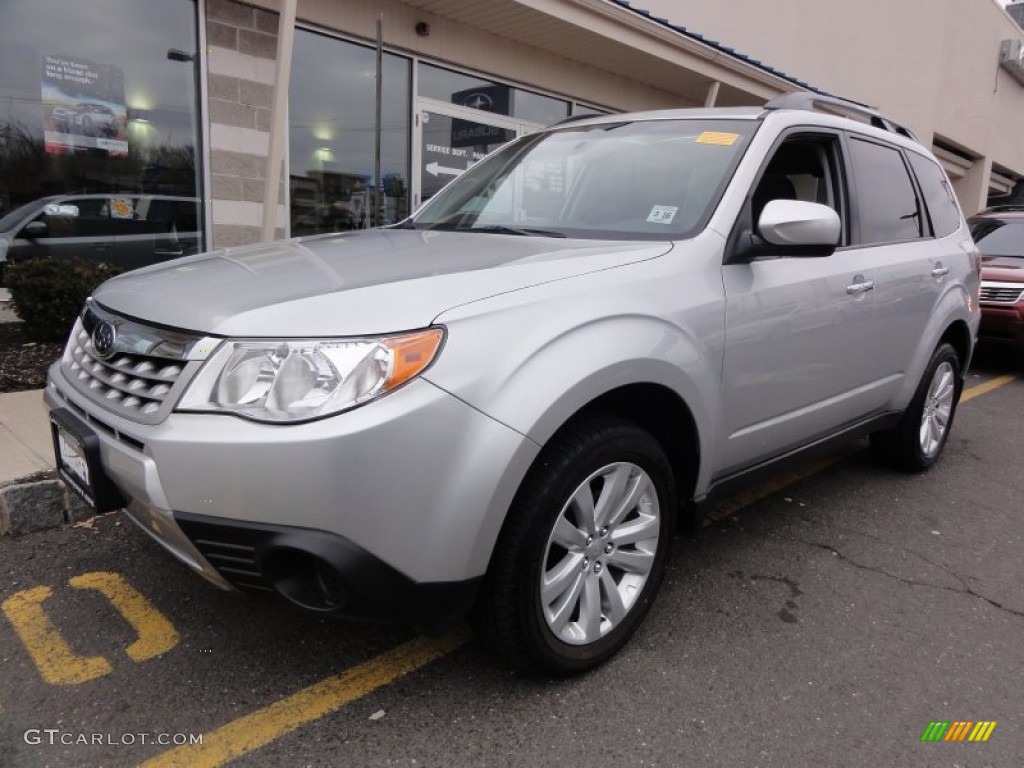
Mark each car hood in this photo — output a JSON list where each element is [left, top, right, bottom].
[[981, 255, 1024, 283], [92, 229, 672, 336]]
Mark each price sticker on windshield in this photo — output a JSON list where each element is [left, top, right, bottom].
[[646, 205, 678, 224], [696, 131, 739, 146]]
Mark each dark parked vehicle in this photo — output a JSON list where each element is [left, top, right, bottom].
[[969, 205, 1024, 350], [0, 194, 201, 276]]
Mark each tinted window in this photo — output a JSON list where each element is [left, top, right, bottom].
[[29, 197, 109, 238], [969, 219, 1024, 257], [907, 152, 961, 237], [0, 0, 203, 243], [849, 138, 923, 244]]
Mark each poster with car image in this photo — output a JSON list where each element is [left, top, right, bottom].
[[41, 54, 128, 156]]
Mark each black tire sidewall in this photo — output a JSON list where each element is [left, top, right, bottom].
[[902, 343, 961, 470], [510, 419, 676, 674]]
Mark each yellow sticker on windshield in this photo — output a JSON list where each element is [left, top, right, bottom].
[[696, 131, 739, 146]]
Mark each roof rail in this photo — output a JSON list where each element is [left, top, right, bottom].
[[549, 113, 607, 127], [764, 91, 919, 142]]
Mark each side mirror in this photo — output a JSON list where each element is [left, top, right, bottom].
[[757, 200, 840, 253], [22, 220, 48, 239]]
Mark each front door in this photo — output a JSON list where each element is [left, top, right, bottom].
[[412, 98, 540, 210]]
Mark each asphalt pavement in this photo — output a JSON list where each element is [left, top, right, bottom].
[[0, 347, 1021, 768]]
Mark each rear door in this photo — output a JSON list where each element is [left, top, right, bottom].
[[843, 137, 959, 409]]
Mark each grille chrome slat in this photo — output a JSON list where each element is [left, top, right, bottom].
[[979, 285, 1024, 303]]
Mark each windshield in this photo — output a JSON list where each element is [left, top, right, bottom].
[[970, 218, 1024, 258], [410, 119, 756, 240], [0, 200, 45, 233]]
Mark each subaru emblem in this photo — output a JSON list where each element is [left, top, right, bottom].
[[92, 321, 117, 358]]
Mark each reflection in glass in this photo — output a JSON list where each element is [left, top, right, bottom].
[[413, 119, 756, 241], [289, 31, 411, 236], [420, 112, 515, 203], [0, 0, 202, 261]]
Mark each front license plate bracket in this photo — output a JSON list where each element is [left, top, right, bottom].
[[50, 408, 125, 513]]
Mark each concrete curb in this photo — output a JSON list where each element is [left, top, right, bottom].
[[0, 471, 94, 536]]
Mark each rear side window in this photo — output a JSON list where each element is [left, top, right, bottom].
[[849, 137, 923, 244], [907, 152, 961, 238]]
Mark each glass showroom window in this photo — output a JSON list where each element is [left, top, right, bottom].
[[0, 0, 203, 272], [289, 30, 411, 236], [418, 63, 571, 126]]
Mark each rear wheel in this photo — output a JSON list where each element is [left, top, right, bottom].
[[476, 416, 676, 676], [871, 342, 961, 471]]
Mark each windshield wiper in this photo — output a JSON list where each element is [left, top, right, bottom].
[[464, 225, 567, 238]]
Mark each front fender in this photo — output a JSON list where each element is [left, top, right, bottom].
[[426, 256, 726, 496]]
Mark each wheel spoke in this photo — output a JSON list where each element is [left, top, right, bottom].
[[604, 472, 651, 531], [569, 484, 597, 533], [551, 515, 587, 550], [578, 573, 602, 639], [547, 570, 585, 633], [610, 513, 659, 546], [593, 465, 631, 529], [542, 552, 585, 605], [919, 417, 930, 451], [606, 547, 654, 575], [599, 569, 627, 624]]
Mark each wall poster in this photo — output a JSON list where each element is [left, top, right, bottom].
[[41, 54, 128, 156]]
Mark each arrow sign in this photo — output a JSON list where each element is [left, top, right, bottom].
[[426, 161, 466, 178]]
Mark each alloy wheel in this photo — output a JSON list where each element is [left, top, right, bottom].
[[539, 462, 661, 645]]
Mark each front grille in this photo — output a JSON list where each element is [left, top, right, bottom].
[[59, 301, 213, 424], [980, 285, 1024, 303], [65, 323, 184, 417]]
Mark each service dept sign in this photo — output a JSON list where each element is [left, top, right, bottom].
[[999, 39, 1024, 86]]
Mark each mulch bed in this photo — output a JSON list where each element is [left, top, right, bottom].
[[0, 321, 63, 393]]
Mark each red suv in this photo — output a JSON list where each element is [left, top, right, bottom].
[[969, 206, 1024, 349]]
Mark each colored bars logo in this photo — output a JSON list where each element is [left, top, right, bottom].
[[921, 721, 997, 742]]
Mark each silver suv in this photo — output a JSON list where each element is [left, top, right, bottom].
[[45, 93, 980, 675]]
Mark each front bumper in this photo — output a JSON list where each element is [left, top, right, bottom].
[[45, 363, 539, 623], [979, 303, 1024, 347]]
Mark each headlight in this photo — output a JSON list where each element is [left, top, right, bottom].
[[177, 328, 444, 422]]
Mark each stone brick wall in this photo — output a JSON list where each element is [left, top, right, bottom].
[[205, 0, 285, 248]]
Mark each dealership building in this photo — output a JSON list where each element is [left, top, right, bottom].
[[2, 0, 1023, 251]]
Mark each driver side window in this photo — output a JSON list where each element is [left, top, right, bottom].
[[751, 136, 845, 244]]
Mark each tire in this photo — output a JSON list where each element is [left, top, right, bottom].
[[475, 416, 676, 676], [870, 342, 961, 472]]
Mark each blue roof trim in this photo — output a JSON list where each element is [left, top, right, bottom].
[[610, 0, 834, 96]]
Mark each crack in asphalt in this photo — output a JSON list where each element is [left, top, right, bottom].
[[778, 532, 1024, 621]]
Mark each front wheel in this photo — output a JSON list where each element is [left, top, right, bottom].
[[870, 342, 961, 471], [476, 417, 676, 676]]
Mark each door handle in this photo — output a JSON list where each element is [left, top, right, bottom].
[[92, 244, 111, 251], [931, 265, 949, 277], [846, 280, 874, 295]]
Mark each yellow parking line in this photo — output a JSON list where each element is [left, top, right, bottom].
[[139, 372, 1017, 767], [960, 374, 1016, 403], [70, 572, 179, 662], [141, 626, 472, 768], [1, 586, 112, 685]]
